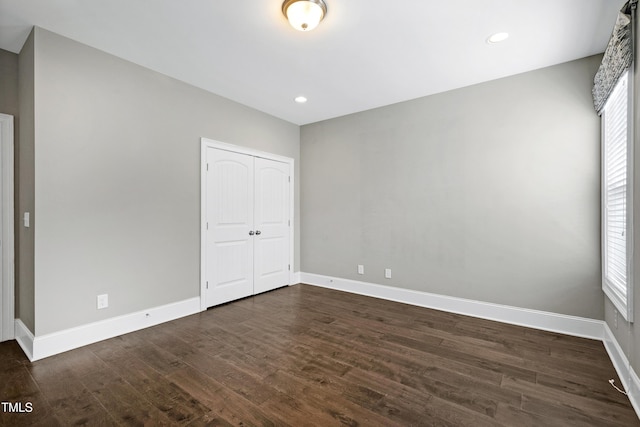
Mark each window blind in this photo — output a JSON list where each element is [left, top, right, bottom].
[[603, 72, 629, 311]]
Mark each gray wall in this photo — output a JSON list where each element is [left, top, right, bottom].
[[9, 26, 609, 339], [301, 55, 603, 319], [17, 32, 35, 332], [28, 28, 299, 336], [0, 46, 26, 330], [0, 48, 18, 117]]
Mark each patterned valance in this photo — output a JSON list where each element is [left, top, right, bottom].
[[593, 0, 637, 113]]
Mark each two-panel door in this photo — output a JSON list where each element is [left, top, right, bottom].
[[253, 157, 291, 294], [205, 147, 290, 308]]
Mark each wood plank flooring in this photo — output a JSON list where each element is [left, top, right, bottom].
[[0, 284, 638, 426]]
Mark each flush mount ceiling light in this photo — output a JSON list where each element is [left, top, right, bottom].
[[294, 95, 308, 103], [487, 32, 509, 44], [282, 0, 327, 31]]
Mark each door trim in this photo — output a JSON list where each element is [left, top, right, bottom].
[[200, 138, 295, 311], [0, 114, 15, 341]]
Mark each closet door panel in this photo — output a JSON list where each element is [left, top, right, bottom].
[[253, 157, 291, 294], [205, 148, 254, 307]]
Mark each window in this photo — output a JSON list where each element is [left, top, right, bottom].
[[602, 70, 633, 322]]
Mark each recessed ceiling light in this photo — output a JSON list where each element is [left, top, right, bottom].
[[487, 32, 509, 44], [294, 96, 308, 103]]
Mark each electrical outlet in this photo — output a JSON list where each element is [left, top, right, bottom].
[[385, 268, 392, 279], [358, 265, 364, 275], [97, 294, 109, 310]]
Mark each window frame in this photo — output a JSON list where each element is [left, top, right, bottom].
[[601, 69, 634, 322]]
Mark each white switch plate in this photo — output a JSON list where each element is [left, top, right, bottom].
[[385, 268, 392, 279], [23, 212, 30, 228], [357, 264, 364, 275], [97, 294, 109, 309]]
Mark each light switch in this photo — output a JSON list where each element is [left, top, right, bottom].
[[23, 212, 30, 228]]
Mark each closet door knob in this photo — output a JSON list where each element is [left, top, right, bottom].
[[255, 230, 261, 235], [249, 231, 255, 236]]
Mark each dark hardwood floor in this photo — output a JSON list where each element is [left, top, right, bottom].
[[0, 284, 638, 426]]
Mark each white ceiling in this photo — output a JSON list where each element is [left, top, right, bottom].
[[0, 0, 620, 125]]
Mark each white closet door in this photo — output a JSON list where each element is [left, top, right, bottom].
[[253, 157, 290, 294], [206, 148, 254, 307]]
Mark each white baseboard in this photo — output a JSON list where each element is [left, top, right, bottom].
[[300, 272, 604, 340], [14, 319, 34, 361], [16, 297, 200, 361], [604, 323, 640, 416], [292, 271, 301, 285], [2, 318, 15, 342]]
